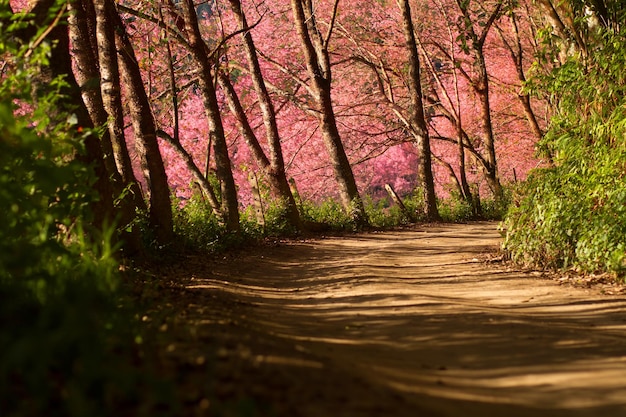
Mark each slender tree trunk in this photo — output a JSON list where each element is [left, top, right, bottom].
[[431, 154, 463, 197], [507, 6, 544, 141], [155, 4, 222, 218], [449, 42, 473, 206], [456, 118, 472, 201], [291, 0, 368, 227], [112, 5, 174, 244], [156, 130, 222, 217], [414, 25, 473, 208], [95, 0, 146, 204], [399, 0, 440, 221], [226, 0, 301, 229], [475, 58, 502, 198], [180, 0, 240, 232], [217, 71, 302, 228], [456, 0, 503, 199]]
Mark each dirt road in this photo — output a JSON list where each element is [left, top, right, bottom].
[[166, 222, 626, 416]]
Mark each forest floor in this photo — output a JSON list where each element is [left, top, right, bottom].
[[151, 221, 626, 417]]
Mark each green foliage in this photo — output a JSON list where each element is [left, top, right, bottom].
[[364, 192, 427, 228], [261, 199, 299, 236], [0, 12, 174, 416], [477, 187, 511, 221], [431, 187, 509, 223], [504, 30, 626, 277], [172, 194, 231, 251], [174, 187, 506, 252], [364, 196, 407, 228], [301, 198, 354, 230], [438, 197, 474, 222]]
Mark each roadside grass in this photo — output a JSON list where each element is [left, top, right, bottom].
[[171, 189, 510, 254]]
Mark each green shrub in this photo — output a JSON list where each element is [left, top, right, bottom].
[[0, 91, 168, 417], [362, 191, 429, 228], [261, 199, 300, 236], [364, 197, 400, 228], [438, 197, 474, 222], [0, 14, 174, 416], [479, 191, 511, 221], [504, 29, 626, 278], [300, 198, 355, 230], [173, 194, 228, 251]]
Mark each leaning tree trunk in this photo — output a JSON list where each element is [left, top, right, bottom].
[[399, 0, 440, 221], [291, 0, 368, 227], [180, 0, 240, 232], [507, 6, 544, 142], [112, 4, 174, 244], [456, 0, 504, 200], [94, 0, 146, 207], [226, 0, 301, 229], [156, 130, 222, 217]]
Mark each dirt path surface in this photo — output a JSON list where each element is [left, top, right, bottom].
[[162, 222, 626, 416]]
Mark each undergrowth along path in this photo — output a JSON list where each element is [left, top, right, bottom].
[[165, 221, 626, 416]]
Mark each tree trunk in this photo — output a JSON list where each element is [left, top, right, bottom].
[[291, 0, 368, 227], [95, 0, 146, 205], [225, 0, 301, 229], [67, 0, 145, 253], [156, 130, 222, 217], [180, 0, 240, 232], [475, 65, 502, 199], [385, 184, 414, 222], [399, 0, 440, 221], [536, 0, 588, 60], [217, 71, 300, 229], [506, 7, 545, 141], [456, 0, 504, 200], [18, 0, 115, 232], [112, 5, 174, 244], [67, 0, 120, 183]]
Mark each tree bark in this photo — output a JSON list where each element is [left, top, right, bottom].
[[502, 6, 544, 142], [112, 4, 174, 244], [67, 0, 145, 253], [156, 130, 222, 216], [291, 0, 368, 227], [225, 0, 301, 229], [67, 0, 120, 183], [385, 183, 414, 222], [455, 0, 503, 199], [17, 0, 115, 232], [180, 0, 240, 232], [398, 0, 440, 221], [475, 56, 501, 198], [94, 0, 145, 203], [536, 0, 588, 60]]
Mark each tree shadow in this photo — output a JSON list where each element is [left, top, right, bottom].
[[180, 224, 626, 417]]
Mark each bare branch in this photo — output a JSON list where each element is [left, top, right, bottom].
[[323, 0, 340, 49]]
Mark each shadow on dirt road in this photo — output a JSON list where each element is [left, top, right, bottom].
[[167, 222, 626, 416]]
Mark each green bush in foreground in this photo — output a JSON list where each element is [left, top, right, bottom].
[[0, 15, 174, 415], [0, 96, 161, 417]]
